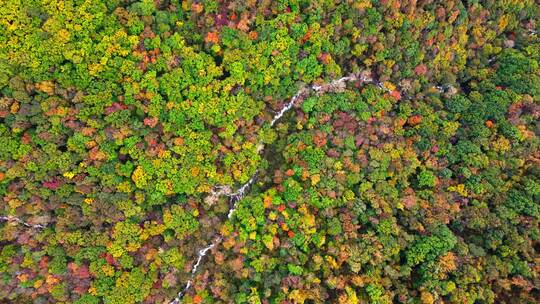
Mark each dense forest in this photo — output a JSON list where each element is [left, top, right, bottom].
[[0, 0, 539, 303]]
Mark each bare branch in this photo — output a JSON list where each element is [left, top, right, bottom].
[[0, 215, 47, 230]]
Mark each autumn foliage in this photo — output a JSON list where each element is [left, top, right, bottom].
[[1, 1, 539, 303]]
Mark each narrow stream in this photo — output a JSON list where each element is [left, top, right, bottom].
[[170, 73, 375, 303]]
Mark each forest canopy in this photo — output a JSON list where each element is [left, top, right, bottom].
[[0, 0, 539, 303]]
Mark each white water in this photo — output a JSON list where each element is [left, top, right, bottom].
[[170, 236, 223, 303], [0, 72, 410, 303], [227, 174, 257, 219], [270, 89, 305, 127], [169, 73, 368, 303], [171, 73, 457, 302], [0, 71, 452, 304]]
